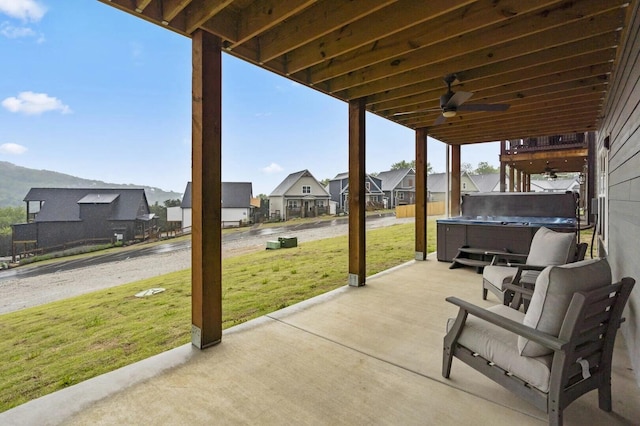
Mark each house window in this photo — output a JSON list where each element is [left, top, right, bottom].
[[302, 185, 311, 194], [408, 179, 413, 187], [365, 182, 371, 191], [462, 182, 467, 190], [288, 200, 298, 208], [398, 192, 404, 200], [317, 201, 324, 207]]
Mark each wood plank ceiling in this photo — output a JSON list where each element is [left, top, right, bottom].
[[99, 0, 634, 147]]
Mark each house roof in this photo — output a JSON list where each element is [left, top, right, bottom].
[[376, 168, 414, 192], [426, 173, 448, 194], [269, 170, 329, 197], [331, 172, 384, 195], [181, 182, 254, 208], [531, 178, 579, 191], [468, 174, 501, 193], [100, 1, 635, 152], [181, 182, 192, 208], [24, 188, 148, 222], [222, 182, 253, 208]]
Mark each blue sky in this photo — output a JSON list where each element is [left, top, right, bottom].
[[0, 0, 500, 196]]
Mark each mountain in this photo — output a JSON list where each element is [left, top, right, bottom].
[[0, 161, 183, 208]]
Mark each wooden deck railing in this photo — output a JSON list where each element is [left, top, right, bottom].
[[505, 133, 587, 154]]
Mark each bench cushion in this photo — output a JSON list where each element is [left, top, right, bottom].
[[448, 305, 553, 392], [518, 258, 612, 357]]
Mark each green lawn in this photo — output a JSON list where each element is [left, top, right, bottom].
[[0, 220, 436, 412]]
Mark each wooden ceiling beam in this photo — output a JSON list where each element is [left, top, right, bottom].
[[135, 0, 154, 13], [328, 5, 625, 94], [184, 0, 236, 35], [229, 0, 316, 49], [161, 0, 190, 22], [393, 78, 608, 127], [428, 116, 598, 142], [366, 40, 617, 108], [427, 110, 598, 138], [432, 120, 598, 145], [338, 12, 622, 101], [310, 0, 569, 84], [257, 0, 396, 64], [284, 0, 476, 75], [396, 97, 602, 130], [374, 58, 613, 115]]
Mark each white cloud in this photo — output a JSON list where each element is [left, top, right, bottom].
[[261, 162, 283, 174], [2, 91, 72, 115], [0, 0, 46, 22], [0, 22, 35, 38], [0, 142, 28, 154]]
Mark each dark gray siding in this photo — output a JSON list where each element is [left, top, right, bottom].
[[599, 0, 640, 386]]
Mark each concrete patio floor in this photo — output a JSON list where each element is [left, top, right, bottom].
[[2, 255, 638, 425]]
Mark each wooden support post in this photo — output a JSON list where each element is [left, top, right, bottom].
[[587, 132, 596, 223], [348, 98, 366, 287], [415, 128, 428, 260], [499, 141, 507, 192], [509, 165, 515, 192], [191, 30, 222, 349], [450, 144, 461, 216], [518, 170, 524, 192]]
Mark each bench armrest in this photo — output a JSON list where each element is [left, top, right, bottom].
[[446, 296, 566, 351]]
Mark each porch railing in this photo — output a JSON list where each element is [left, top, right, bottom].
[[505, 133, 587, 154]]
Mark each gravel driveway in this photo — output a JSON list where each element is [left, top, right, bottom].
[[0, 216, 413, 315]]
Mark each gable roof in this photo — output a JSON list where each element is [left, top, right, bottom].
[[181, 182, 192, 208], [376, 168, 415, 191], [330, 172, 384, 195], [530, 178, 579, 192], [222, 182, 253, 208], [468, 173, 501, 193], [181, 182, 254, 208], [24, 188, 148, 222], [269, 169, 329, 197], [426, 173, 448, 193]]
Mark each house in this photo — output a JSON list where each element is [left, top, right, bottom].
[[174, 182, 255, 229], [269, 170, 331, 221], [327, 172, 384, 212], [376, 168, 416, 208], [427, 172, 480, 202], [12, 188, 155, 255], [468, 173, 501, 193], [530, 177, 580, 193]]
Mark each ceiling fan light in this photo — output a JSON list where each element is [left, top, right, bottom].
[[442, 110, 456, 118]]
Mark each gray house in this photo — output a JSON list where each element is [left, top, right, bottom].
[[12, 188, 155, 255], [269, 170, 330, 221], [327, 172, 384, 212], [175, 181, 255, 229], [376, 168, 416, 208]]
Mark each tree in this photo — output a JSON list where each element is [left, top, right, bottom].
[[461, 162, 474, 173], [391, 160, 414, 170], [390, 160, 432, 173], [474, 162, 499, 174]]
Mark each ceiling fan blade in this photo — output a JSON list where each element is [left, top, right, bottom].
[[446, 91, 473, 108], [457, 103, 510, 112], [433, 114, 447, 126], [392, 107, 441, 116]]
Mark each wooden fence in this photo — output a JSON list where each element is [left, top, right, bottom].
[[396, 201, 445, 218]]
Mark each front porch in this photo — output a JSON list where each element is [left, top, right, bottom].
[[4, 256, 638, 425]]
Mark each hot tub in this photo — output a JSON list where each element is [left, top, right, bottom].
[[436, 193, 578, 262]]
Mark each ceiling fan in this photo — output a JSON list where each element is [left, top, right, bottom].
[[394, 74, 510, 125], [544, 162, 559, 180]]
